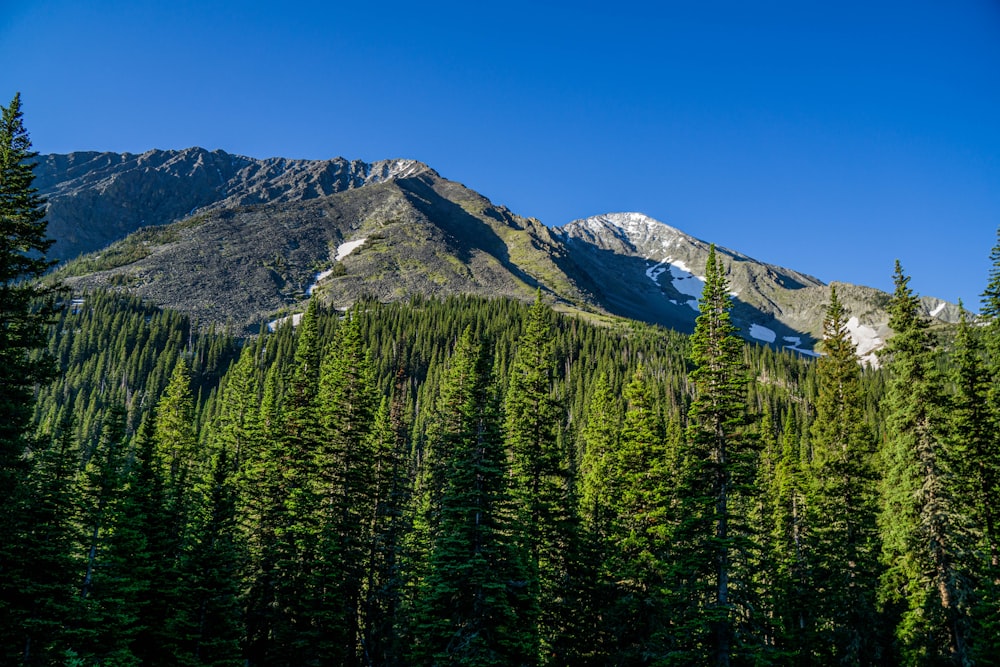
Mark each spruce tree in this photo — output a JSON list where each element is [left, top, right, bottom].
[[767, 409, 811, 663], [577, 374, 623, 663], [807, 286, 882, 665], [153, 354, 202, 654], [122, 413, 182, 667], [951, 305, 1000, 662], [14, 416, 81, 665], [411, 326, 531, 665], [265, 300, 326, 667], [210, 344, 262, 471], [975, 227, 1000, 661], [605, 367, 674, 662], [174, 449, 243, 667], [674, 245, 759, 666], [239, 362, 288, 667], [362, 369, 414, 666], [504, 293, 577, 662], [981, 227, 1000, 321], [74, 404, 133, 663], [312, 312, 377, 664], [0, 93, 59, 660], [877, 261, 973, 665]]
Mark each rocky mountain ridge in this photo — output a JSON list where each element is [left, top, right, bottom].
[[38, 149, 960, 356], [36, 147, 430, 262]]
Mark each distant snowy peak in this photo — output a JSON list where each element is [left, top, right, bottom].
[[585, 212, 683, 235], [570, 212, 686, 239], [562, 211, 703, 256], [363, 158, 432, 183]]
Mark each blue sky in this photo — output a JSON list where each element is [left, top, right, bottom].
[[2, 0, 999, 308]]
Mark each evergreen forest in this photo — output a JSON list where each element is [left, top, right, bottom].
[[5, 95, 1000, 667]]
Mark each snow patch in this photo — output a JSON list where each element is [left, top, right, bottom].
[[306, 268, 336, 295], [646, 256, 705, 311], [267, 312, 304, 332], [845, 316, 883, 367], [929, 301, 947, 318], [781, 336, 821, 358], [336, 238, 367, 261], [749, 323, 777, 343], [577, 212, 687, 252], [307, 238, 369, 295]]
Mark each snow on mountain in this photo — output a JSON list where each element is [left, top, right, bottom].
[[335, 238, 367, 261], [267, 312, 304, 332], [645, 257, 705, 311], [572, 212, 690, 252], [307, 238, 369, 295], [782, 336, 821, 357], [845, 316, 885, 367], [749, 323, 777, 343]]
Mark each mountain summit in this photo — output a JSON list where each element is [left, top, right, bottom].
[[40, 149, 959, 355], [36, 147, 432, 262]]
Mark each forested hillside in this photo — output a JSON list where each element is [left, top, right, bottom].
[[4, 92, 1000, 666], [4, 254, 1000, 666]]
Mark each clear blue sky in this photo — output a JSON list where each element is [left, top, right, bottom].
[[3, 0, 999, 308]]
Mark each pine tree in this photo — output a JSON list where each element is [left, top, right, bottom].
[[0, 93, 60, 660], [878, 261, 973, 665], [311, 312, 377, 664], [362, 369, 414, 666], [605, 366, 674, 662], [174, 449, 243, 667], [807, 286, 883, 665], [974, 227, 1000, 661], [767, 409, 811, 663], [274, 302, 326, 667], [981, 227, 1000, 321], [577, 374, 622, 663], [14, 416, 81, 665], [239, 361, 289, 667], [119, 413, 180, 667], [951, 305, 1000, 663], [73, 404, 134, 663], [210, 343, 262, 471], [411, 326, 531, 665], [504, 293, 577, 662], [155, 357, 200, 527], [673, 245, 759, 666]]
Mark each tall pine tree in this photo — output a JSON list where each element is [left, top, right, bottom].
[[878, 261, 973, 665], [674, 245, 759, 666], [0, 93, 60, 661], [807, 286, 883, 665], [411, 326, 531, 666], [504, 293, 578, 662], [312, 312, 377, 664]]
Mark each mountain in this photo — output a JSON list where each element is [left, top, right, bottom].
[[558, 212, 959, 362], [35, 148, 428, 263], [46, 153, 590, 332], [39, 149, 960, 354]]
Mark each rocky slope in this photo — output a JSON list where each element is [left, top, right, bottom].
[[40, 150, 960, 353], [558, 212, 960, 360], [50, 167, 590, 332], [35, 148, 428, 262]]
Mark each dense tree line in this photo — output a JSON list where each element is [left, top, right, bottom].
[[4, 94, 1000, 665]]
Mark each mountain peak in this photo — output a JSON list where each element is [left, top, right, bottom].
[[571, 212, 683, 237], [36, 149, 434, 262], [562, 211, 699, 258]]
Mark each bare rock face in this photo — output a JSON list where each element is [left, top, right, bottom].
[[559, 212, 959, 359], [36, 148, 430, 262], [40, 149, 960, 355]]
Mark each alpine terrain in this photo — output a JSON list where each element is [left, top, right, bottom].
[[41, 148, 959, 355]]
